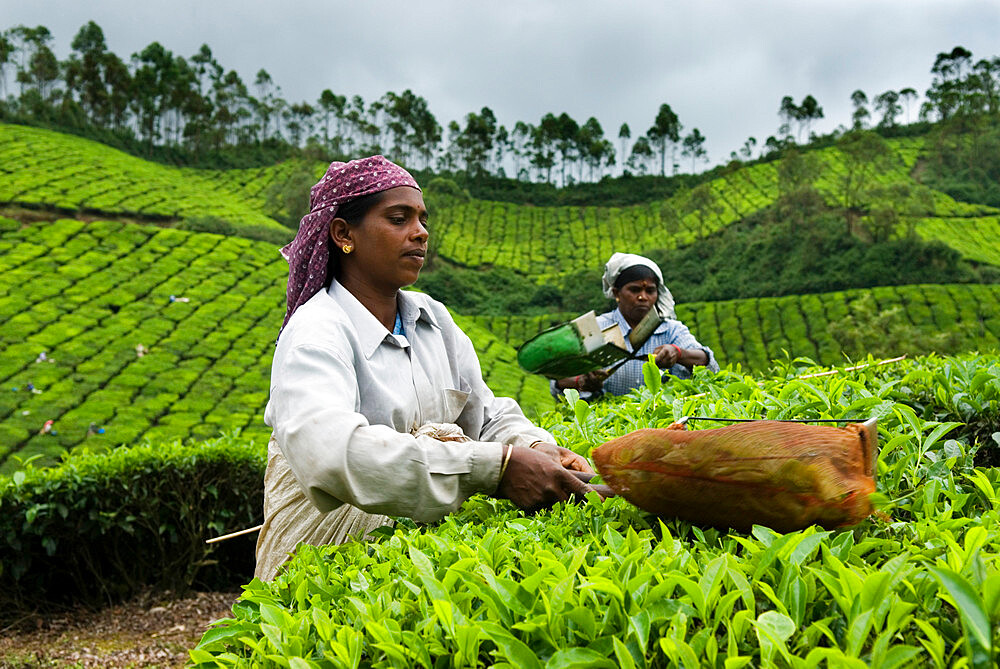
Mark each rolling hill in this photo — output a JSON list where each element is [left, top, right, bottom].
[[2, 121, 999, 470]]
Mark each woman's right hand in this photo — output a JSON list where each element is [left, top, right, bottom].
[[495, 446, 597, 512]]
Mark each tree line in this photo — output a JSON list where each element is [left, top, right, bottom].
[[1, 22, 997, 180]]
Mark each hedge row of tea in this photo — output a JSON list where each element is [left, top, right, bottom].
[[5, 123, 1000, 278], [0, 433, 265, 614], [192, 353, 1000, 667], [0, 217, 551, 473], [470, 282, 1000, 373]]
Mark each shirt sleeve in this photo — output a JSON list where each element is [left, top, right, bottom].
[[266, 343, 504, 523], [451, 324, 556, 450], [668, 321, 720, 375]]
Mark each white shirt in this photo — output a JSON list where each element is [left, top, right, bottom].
[[264, 279, 553, 522]]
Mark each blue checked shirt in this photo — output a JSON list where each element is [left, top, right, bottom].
[[550, 309, 719, 399], [598, 308, 719, 396], [592, 308, 719, 397]]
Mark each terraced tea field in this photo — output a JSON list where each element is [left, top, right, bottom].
[[471, 282, 1000, 372], [0, 217, 551, 472], [0, 124, 287, 232], [4, 123, 1000, 279]]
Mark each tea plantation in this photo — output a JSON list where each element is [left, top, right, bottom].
[[0, 216, 551, 472], [2, 122, 1000, 666]]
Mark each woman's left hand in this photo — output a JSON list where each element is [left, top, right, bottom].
[[531, 442, 595, 475], [653, 344, 681, 368]]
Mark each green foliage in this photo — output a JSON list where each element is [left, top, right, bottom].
[[828, 293, 960, 359], [646, 200, 983, 304], [0, 432, 265, 617], [177, 215, 293, 245], [897, 356, 1000, 466], [263, 160, 322, 228], [193, 353, 1000, 667], [921, 115, 1000, 208], [416, 264, 605, 316]]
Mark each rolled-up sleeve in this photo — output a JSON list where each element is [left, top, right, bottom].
[[266, 343, 504, 522], [668, 321, 720, 376], [451, 326, 556, 449]]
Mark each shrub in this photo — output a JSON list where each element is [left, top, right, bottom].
[[0, 432, 265, 618]]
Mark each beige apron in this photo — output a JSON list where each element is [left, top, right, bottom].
[[254, 423, 472, 581]]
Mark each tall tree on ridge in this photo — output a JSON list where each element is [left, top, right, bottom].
[[617, 122, 630, 175], [681, 128, 707, 172], [0, 31, 12, 100], [898, 87, 917, 124], [627, 135, 653, 175], [318, 88, 346, 153], [554, 112, 579, 185], [796, 95, 824, 141], [925, 45, 974, 119], [874, 90, 901, 127], [103, 51, 131, 132], [647, 103, 681, 175], [64, 21, 110, 125], [850, 89, 870, 129]]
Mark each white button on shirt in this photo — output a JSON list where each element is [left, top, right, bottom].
[[264, 279, 553, 522]]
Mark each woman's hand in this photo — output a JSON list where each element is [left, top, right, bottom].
[[653, 343, 681, 368], [496, 447, 597, 513], [556, 370, 608, 393], [531, 441, 595, 474]]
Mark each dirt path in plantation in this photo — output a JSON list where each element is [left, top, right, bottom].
[[0, 590, 240, 668]]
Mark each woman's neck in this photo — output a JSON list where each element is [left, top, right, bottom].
[[618, 307, 640, 330], [338, 274, 398, 330]]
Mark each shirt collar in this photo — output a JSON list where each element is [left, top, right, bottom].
[[327, 280, 438, 359], [397, 288, 440, 331]]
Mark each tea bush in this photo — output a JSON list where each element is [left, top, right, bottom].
[[192, 353, 1000, 667], [0, 432, 265, 617]]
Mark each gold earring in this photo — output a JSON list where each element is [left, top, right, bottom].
[[342, 245, 353, 254]]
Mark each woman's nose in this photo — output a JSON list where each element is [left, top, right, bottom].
[[411, 220, 428, 241]]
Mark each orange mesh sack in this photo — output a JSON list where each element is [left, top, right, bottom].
[[592, 420, 878, 533]]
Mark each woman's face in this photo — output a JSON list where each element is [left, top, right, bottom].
[[614, 278, 658, 327], [338, 186, 429, 290]]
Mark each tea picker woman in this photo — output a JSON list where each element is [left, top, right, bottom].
[[553, 253, 719, 399], [256, 156, 596, 580]]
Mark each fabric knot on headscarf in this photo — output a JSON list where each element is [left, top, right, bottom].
[[601, 252, 676, 319], [279, 155, 420, 333]]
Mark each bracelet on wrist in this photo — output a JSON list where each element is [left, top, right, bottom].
[[499, 444, 514, 480]]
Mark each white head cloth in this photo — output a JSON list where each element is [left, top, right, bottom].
[[601, 252, 676, 319]]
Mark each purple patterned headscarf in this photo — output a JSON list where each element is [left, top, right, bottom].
[[279, 155, 420, 332]]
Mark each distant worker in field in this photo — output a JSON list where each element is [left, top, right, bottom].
[[256, 155, 597, 580], [553, 252, 719, 398]]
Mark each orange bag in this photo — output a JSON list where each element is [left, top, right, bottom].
[[592, 419, 878, 533]]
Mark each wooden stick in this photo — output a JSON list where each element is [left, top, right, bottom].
[[797, 355, 907, 379], [684, 354, 908, 400], [206, 523, 263, 544]]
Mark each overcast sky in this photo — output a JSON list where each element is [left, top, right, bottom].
[[3, 1, 998, 171]]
